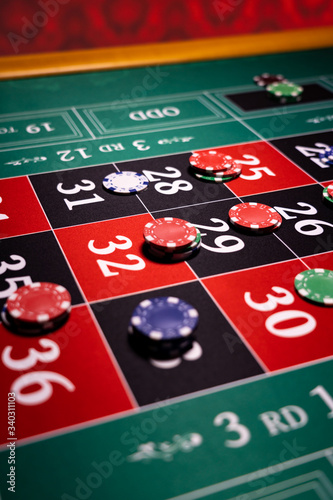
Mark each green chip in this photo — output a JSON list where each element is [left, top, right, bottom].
[[194, 172, 235, 183], [294, 268, 333, 306], [267, 81, 303, 103], [322, 186, 333, 206]]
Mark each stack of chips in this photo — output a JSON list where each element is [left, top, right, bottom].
[[128, 296, 199, 359], [189, 150, 242, 183], [2, 282, 71, 336], [253, 73, 304, 104], [228, 202, 282, 235], [143, 217, 201, 262]]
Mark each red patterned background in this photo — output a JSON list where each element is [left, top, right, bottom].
[[1, 0, 333, 56]]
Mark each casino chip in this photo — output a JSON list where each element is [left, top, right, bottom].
[[6, 282, 71, 323], [253, 73, 286, 87], [228, 202, 282, 233], [1, 305, 69, 336], [189, 150, 242, 182], [4, 282, 71, 335], [128, 296, 199, 358], [143, 217, 197, 250], [147, 233, 201, 262], [103, 171, 149, 194], [319, 147, 333, 166], [194, 163, 241, 181], [189, 150, 237, 173], [322, 184, 333, 207], [294, 269, 333, 306], [193, 172, 234, 183], [266, 81, 303, 104]]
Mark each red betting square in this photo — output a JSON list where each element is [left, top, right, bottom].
[[0, 176, 50, 239], [211, 142, 314, 197], [55, 214, 196, 302], [0, 305, 135, 443], [204, 256, 333, 371]]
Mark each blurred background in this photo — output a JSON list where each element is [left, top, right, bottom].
[[1, 0, 333, 56]]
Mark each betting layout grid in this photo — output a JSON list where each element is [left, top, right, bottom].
[[1, 110, 333, 446]]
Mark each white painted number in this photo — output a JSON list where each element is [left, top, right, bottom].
[[88, 237, 145, 277], [193, 219, 245, 253], [244, 286, 294, 312], [0, 255, 32, 299], [2, 339, 60, 371], [88, 236, 132, 255], [11, 371, 75, 406], [142, 167, 193, 195], [2, 338, 75, 406], [57, 179, 95, 195], [0, 255, 26, 274], [310, 386, 333, 418], [265, 310, 317, 338], [235, 154, 260, 166], [214, 411, 251, 448], [245, 286, 316, 338], [142, 166, 181, 182], [295, 219, 333, 236], [241, 167, 275, 180], [274, 202, 332, 236], [132, 140, 150, 151], [26, 122, 55, 134], [295, 142, 330, 169], [0, 276, 33, 299], [274, 202, 317, 220], [57, 179, 104, 210]]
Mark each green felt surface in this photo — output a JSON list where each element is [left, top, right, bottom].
[[0, 48, 332, 179], [1, 359, 332, 500]]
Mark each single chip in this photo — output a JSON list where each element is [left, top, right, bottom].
[[327, 184, 333, 198], [229, 202, 282, 230], [143, 217, 197, 250], [266, 81, 303, 103], [103, 171, 149, 194], [253, 73, 286, 87], [189, 150, 236, 173], [294, 268, 333, 306], [6, 282, 71, 324], [319, 147, 333, 166], [130, 296, 199, 342]]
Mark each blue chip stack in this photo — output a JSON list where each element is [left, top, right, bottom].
[[128, 296, 199, 359], [319, 146, 333, 166]]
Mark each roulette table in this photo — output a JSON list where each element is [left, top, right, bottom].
[[1, 27, 333, 500]]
